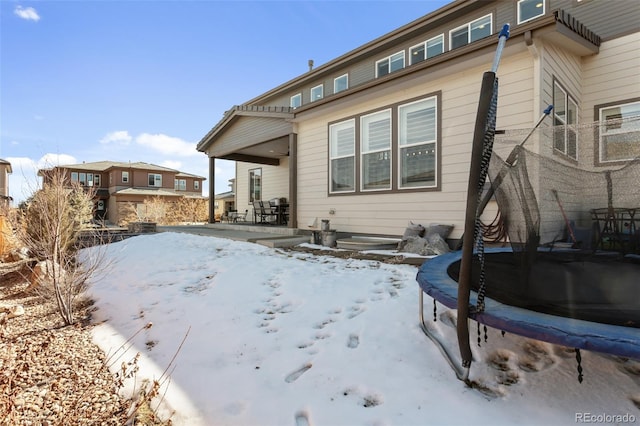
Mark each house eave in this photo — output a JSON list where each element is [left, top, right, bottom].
[[197, 106, 294, 153]]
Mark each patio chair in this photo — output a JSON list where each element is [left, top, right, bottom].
[[256, 201, 277, 224], [236, 209, 248, 222]]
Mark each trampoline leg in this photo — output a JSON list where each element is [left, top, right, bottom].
[[419, 290, 471, 382]]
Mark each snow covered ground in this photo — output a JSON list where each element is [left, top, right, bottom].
[[85, 232, 640, 425]]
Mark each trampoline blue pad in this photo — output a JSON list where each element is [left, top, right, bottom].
[[416, 248, 640, 360]]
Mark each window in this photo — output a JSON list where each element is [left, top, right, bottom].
[[399, 97, 438, 188], [175, 179, 186, 191], [598, 100, 640, 163], [148, 173, 162, 187], [122, 171, 129, 183], [290, 93, 302, 109], [87, 173, 93, 187], [194, 180, 200, 190], [410, 34, 444, 65], [79, 172, 86, 186], [329, 119, 356, 193], [310, 84, 323, 102], [518, 0, 545, 24], [361, 110, 392, 191], [553, 81, 578, 159], [328, 94, 440, 196], [71, 172, 78, 182], [94, 174, 101, 187], [450, 14, 492, 50], [249, 168, 261, 202], [334, 74, 348, 93], [376, 51, 405, 78]]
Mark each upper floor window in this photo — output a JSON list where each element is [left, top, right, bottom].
[[329, 119, 356, 194], [94, 174, 101, 187], [553, 80, 578, 160], [334, 74, 348, 94], [249, 168, 262, 202], [376, 51, 404, 78], [194, 180, 200, 190], [122, 171, 129, 183], [361, 109, 392, 191], [71, 172, 78, 183], [399, 97, 438, 188], [410, 34, 444, 65], [450, 14, 492, 50], [148, 173, 162, 187], [518, 0, 545, 24], [598, 100, 640, 163], [86, 173, 94, 187], [175, 179, 186, 191], [78, 172, 87, 186], [290, 93, 302, 109], [310, 84, 324, 102]]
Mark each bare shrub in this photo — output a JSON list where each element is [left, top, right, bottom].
[[16, 168, 110, 325]]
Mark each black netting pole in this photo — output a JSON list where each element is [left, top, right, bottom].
[[457, 24, 510, 372], [457, 70, 497, 369]]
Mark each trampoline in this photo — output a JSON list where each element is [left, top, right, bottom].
[[417, 248, 640, 360], [416, 24, 640, 382]]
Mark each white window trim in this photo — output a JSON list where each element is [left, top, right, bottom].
[[375, 50, 405, 78], [94, 174, 101, 187], [553, 81, 579, 160], [122, 171, 129, 183], [598, 100, 640, 163], [397, 97, 438, 189], [329, 119, 356, 194], [194, 180, 200, 190], [148, 173, 162, 187], [410, 34, 444, 65], [517, 0, 545, 24], [360, 109, 392, 192], [310, 84, 323, 102], [449, 14, 492, 50], [290, 93, 302, 109], [334, 74, 348, 94]]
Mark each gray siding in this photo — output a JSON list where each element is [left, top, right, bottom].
[[208, 116, 292, 157], [550, 0, 640, 40]]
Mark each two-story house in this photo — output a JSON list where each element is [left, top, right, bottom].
[[0, 158, 12, 206], [197, 0, 640, 240], [39, 161, 206, 224]]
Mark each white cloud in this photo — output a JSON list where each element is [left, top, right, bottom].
[[37, 153, 77, 168], [160, 160, 182, 170], [14, 6, 40, 22], [5, 154, 77, 204], [100, 130, 132, 146], [135, 133, 198, 157]]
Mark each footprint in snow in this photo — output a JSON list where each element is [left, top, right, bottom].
[[517, 340, 555, 372], [347, 333, 360, 349], [285, 363, 312, 383], [294, 411, 312, 426]]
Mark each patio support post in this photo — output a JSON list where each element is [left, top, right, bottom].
[[288, 133, 297, 228], [209, 156, 216, 223]]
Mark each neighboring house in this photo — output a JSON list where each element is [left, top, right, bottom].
[[0, 158, 11, 205], [197, 0, 640, 239], [214, 179, 236, 221], [39, 161, 206, 224]]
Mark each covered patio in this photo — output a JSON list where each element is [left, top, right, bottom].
[[196, 105, 298, 229]]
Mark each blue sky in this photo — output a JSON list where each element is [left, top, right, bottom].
[[1, 0, 449, 203]]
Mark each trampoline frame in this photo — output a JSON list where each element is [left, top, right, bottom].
[[417, 248, 640, 361]]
